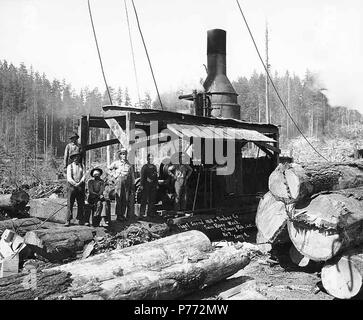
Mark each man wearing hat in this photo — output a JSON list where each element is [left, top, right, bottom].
[[66, 152, 86, 226], [64, 132, 83, 169], [168, 152, 193, 211], [87, 168, 108, 227], [140, 153, 158, 217], [108, 148, 135, 221]]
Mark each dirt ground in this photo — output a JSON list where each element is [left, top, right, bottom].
[[182, 243, 326, 300], [183, 241, 363, 301]]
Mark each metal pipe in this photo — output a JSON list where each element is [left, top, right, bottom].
[[203, 29, 241, 120]]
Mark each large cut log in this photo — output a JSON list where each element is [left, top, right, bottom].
[[269, 162, 363, 204], [76, 244, 252, 300], [0, 190, 30, 213], [0, 241, 254, 300], [287, 188, 363, 261], [28, 198, 68, 223], [321, 247, 363, 299], [51, 230, 212, 282], [0, 269, 72, 300], [24, 226, 96, 262], [255, 192, 291, 245], [0, 218, 43, 237], [28, 198, 96, 224]]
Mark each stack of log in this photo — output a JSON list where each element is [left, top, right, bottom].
[[256, 161, 363, 299], [0, 230, 258, 300]]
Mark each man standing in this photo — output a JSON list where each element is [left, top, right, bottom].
[[168, 152, 193, 211], [108, 148, 135, 221], [66, 152, 86, 226], [88, 168, 108, 227], [64, 132, 83, 169], [140, 154, 158, 217]]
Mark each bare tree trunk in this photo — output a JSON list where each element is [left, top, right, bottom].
[[44, 113, 47, 162], [50, 102, 54, 154], [14, 114, 17, 183], [33, 91, 38, 170]]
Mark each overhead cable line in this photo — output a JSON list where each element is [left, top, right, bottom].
[[235, 0, 329, 162], [87, 0, 113, 105], [130, 0, 164, 110], [124, 0, 141, 104]]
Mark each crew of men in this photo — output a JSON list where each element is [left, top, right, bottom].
[[64, 132, 193, 227]]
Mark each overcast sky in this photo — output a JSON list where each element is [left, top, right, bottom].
[[0, 0, 362, 112]]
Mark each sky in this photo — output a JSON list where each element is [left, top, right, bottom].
[[0, 0, 362, 111]]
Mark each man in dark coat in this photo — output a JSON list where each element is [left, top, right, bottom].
[[140, 154, 158, 217]]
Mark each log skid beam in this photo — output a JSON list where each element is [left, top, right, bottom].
[[85, 138, 120, 151]]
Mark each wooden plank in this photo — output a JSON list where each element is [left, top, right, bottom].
[[185, 125, 208, 139], [254, 141, 281, 154], [79, 116, 89, 165], [103, 107, 279, 134], [126, 112, 135, 147], [253, 144, 273, 158], [85, 138, 120, 151], [103, 118, 128, 149], [198, 126, 217, 139]]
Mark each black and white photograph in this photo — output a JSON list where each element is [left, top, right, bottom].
[[0, 0, 362, 308]]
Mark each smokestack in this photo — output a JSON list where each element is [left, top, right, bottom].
[[203, 29, 241, 119]]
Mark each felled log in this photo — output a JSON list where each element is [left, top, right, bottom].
[[28, 198, 68, 223], [63, 243, 253, 300], [269, 162, 363, 204], [321, 247, 363, 299], [24, 226, 96, 262], [255, 192, 291, 245], [0, 269, 72, 300], [0, 218, 43, 237], [51, 230, 212, 282], [287, 187, 363, 261], [0, 190, 30, 213]]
